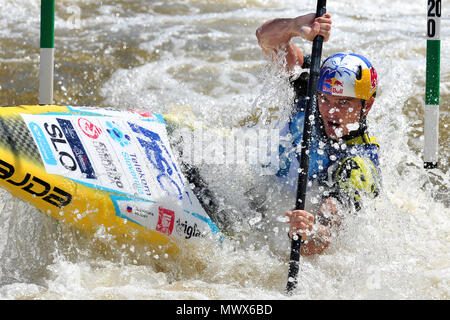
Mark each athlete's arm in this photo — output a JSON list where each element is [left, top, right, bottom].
[[255, 13, 332, 72]]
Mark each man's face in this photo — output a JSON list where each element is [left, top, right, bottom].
[[318, 92, 365, 140]]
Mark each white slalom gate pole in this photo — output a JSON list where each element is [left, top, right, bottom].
[[39, 0, 55, 105], [424, 0, 441, 169]]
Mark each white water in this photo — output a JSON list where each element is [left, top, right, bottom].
[[0, 0, 449, 299]]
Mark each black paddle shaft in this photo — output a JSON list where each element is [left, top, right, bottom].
[[286, 0, 327, 295]]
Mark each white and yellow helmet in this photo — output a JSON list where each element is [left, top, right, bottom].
[[318, 53, 378, 101]]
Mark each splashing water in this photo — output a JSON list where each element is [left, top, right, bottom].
[[0, 0, 449, 299]]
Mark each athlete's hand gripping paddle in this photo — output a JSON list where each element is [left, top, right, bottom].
[[286, 0, 327, 295]]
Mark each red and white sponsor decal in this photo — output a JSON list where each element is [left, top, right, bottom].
[[78, 118, 102, 139], [156, 206, 175, 235]]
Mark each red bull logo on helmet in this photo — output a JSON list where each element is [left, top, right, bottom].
[[322, 76, 344, 95]]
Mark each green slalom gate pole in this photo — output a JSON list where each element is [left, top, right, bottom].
[[424, 0, 441, 169], [39, 0, 55, 105]]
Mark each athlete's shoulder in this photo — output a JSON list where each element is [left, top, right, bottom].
[[290, 70, 310, 100]]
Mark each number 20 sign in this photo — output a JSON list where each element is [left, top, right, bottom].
[[427, 0, 441, 39]]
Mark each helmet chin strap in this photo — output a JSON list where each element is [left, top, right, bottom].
[[359, 99, 368, 131], [340, 99, 367, 141]]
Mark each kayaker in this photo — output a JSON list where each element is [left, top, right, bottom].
[[256, 13, 381, 255]]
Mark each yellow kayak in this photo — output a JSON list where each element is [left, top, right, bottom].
[[0, 105, 222, 257]]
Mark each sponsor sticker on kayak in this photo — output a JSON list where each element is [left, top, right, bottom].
[[20, 110, 220, 240], [20, 112, 182, 200], [109, 195, 215, 240]]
